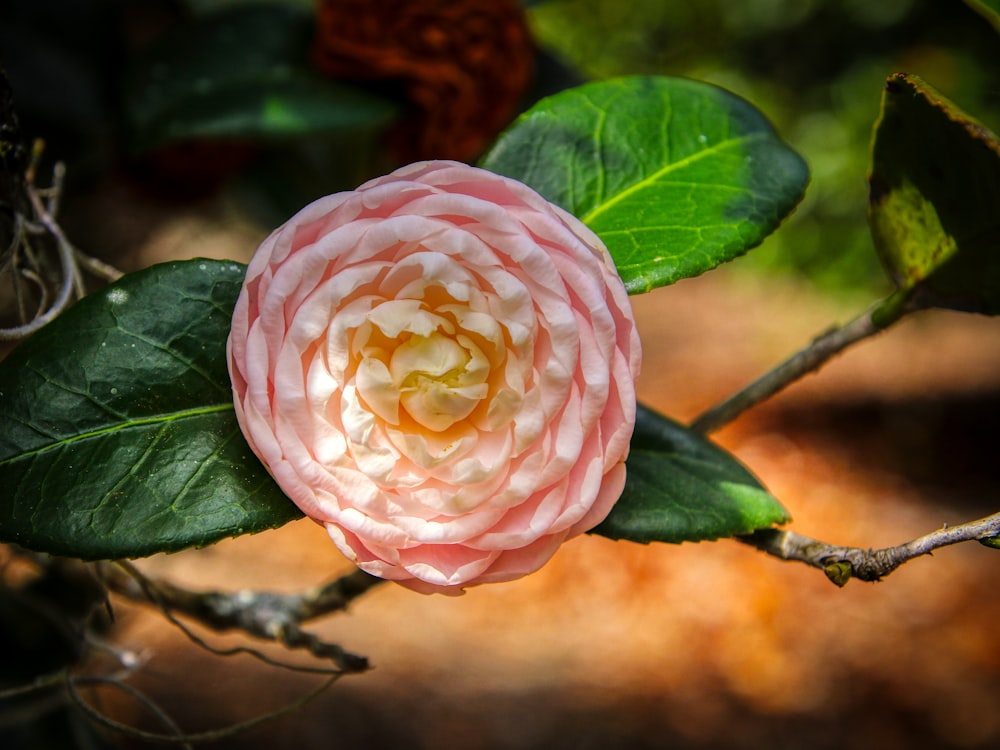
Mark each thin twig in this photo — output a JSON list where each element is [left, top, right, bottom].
[[0, 668, 68, 700], [690, 292, 911, 435], [67, 671, 341, 746], [1, 152, 124, 340], [685, 288, 1000, 582], [70, 675, 192, 750], [290, 569, 388, 622], [738, 511, 1000, 586], [133, 593, 353, 677], [73, 249, 124, 282], [43, 161, 64, 218], [0, 681, 69, 730], [103, 561, 384, 626], [0, 172, 76, 340], [98, 561, 382, 673]]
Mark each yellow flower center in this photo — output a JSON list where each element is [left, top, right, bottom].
[[352, 302, 496, 435], [391, 332, 489, 431]]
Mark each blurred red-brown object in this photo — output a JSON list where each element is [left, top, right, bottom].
[[312, 0, 534, 162]]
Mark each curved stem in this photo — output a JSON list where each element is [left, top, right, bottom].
[[70, 675, 192, 750], [0, 156, 124, 340], [68, 672, 341, 746], [0, 192, 76, 340]]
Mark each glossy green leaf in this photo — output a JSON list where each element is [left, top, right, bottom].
[[480, 75, 809, 294], [123, 5, 398, 152], [0, 260, 302, 560], [593, 405, 789, 544], [868, 73, 1000, 314]]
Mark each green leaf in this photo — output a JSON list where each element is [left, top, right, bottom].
[[593, 405, 789, 544], [867, 73, 1000, 314], [965, 0, 1000, 33], [480, 75, 809, 294], [123, 5, 398, 152], [0, 260, 302, 560]]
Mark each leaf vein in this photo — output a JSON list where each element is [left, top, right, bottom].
[[118, 326, 228, 396], [580, 131, 770, 226], [85, 422, 176, 532], [0, 404, 233, 467], [165, 426, 240, 514]]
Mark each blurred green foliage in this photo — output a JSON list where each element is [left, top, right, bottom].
[[528, 0, 1000, 296]]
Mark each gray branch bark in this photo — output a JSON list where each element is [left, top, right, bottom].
[[97, 561, 385, 673], [738, 512, 1000, 585]]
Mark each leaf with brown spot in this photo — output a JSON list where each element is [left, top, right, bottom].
[[867, 73, 1000, 314]]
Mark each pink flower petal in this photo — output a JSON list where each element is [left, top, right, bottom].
[[228, 161, 641, 593]]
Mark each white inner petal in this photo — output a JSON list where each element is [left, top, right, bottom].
[[355, 357, 400, 425], [297, 242, 545, 516], [390, 332, 489, 431]]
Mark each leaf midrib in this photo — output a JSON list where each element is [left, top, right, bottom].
[[580, 131, 766, 226], [0, 404, 234, 466]]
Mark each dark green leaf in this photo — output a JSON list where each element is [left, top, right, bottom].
[[965, 0, 1000, 33], [593, 405, 789, 544], [868, 73, 1000, 314], [0, 260, 302, 560], [123, 5, 398, 152], [980, 535, 1000, 550], [481, 75, 809, 294]]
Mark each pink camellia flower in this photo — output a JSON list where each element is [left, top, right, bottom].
[[227, 161, 641, 593]]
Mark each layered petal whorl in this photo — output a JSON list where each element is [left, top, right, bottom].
[[228, 161, 641, 593]]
